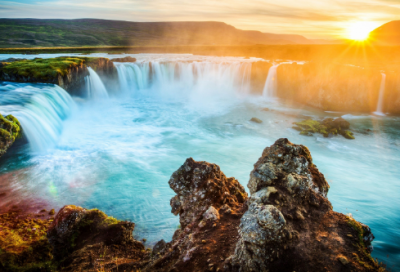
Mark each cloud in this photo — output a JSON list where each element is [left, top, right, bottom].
[[0, 0, 399, 38]]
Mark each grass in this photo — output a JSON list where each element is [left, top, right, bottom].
[[0, 57, 107, 81]]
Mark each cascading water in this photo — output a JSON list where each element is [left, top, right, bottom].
[[114, 60, 253, 114], [115, 61, 252, 94], [85, 67, 109, 99], [0, 83, 76, 152], [373, 73, 386, 116], [262, 64, 279, 99]]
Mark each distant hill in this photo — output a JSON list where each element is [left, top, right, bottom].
[[0, 19, 335, 48], [370, 21, 400, 45]]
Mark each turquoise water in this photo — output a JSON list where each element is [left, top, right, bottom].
[[0, 54, 399, 270]]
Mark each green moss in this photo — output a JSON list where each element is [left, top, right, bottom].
[[0, 211, 54, 272], [0, 114, 22, 157], [347, 217, 385, 271], [293, 118, 355, 140], [0, 57, 108, 81], [341, 130, 355, 140]]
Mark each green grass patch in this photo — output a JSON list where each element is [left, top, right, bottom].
[[0, 57, 104, 81]]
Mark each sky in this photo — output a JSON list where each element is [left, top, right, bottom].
[[1, 0, 399, 39]]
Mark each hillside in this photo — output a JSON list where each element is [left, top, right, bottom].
[[370, 20, 400, 45], [0, 19, 321, 48]]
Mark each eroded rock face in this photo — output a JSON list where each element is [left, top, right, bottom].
[[145, 158, 248, 271], [48, 205, 149, 272], [168, 158, 247, 230], [230, 138, 382, 272]]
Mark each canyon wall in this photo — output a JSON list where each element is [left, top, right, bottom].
[[276, 62, 400, 114]]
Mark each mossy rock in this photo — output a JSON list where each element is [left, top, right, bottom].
[[294, 117, 355, 140], [341, 130, 355, 140], [0, 114, 22, 157], [0, 57, 110, 82], [0, 210, 54, 272]]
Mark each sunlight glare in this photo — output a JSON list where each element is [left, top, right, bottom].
[[346, 21, 377, 41]]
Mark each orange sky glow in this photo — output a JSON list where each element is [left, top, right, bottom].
[[1, 0, 399, 39]]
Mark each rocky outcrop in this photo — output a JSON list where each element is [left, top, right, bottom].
[[0, 114, 21, 158], [293, 117, 355, 139], [230, 138, 382, 271], [0, 57, 118, 96], [47, 205, 149, 272], [144, 158, 248, 271], [147, 139, 383, 272]]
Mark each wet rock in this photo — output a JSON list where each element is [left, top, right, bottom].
[[250, 117, 263, 123], [153, 239, 167, 255]]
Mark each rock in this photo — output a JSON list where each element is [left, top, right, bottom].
[[168, 158, 247, 229], [341, 130, 355, 140], [47, 205, 149, 271], [49, 208, 55, 215], [338, 255, 349, 265], [145, 158, 248, 272], [203, 206, 220, 221], [230, 138, 382, 272], [153, 239, 167, 255], [0, 114, 22, 158], [111, 56, 137, 62], [250, 117, 263, 123], [293, 117, 355, 139]]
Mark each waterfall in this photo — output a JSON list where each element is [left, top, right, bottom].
[[262, 64, 279, 99], [373, 73, 386, 116], [0, 83, 76, 152], [85, 67, 109, 99], [114, 61, 252, 96]]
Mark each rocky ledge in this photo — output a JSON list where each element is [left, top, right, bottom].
[[0, 139, 384, 271], [0, 57, 118, 95]]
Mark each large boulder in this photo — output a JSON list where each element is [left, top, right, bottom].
[[230, 138, 381, 272], [48, 205, 149, 271], [145, 158, 248, 271]]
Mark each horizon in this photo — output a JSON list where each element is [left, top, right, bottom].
[[1, 0, 399, 39]]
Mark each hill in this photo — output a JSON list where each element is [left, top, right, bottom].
[[370, 20, 400, 45], [0, 19, 326, 48]]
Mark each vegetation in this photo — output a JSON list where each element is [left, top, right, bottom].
[[0, 114, 22, 157], [0, 19, 315, 49], [347, 216, 386, 271], [0, 210, 55, 272], [0, 57, 107, 81], [293, 117, 355, 139]]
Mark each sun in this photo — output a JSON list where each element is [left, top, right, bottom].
[[346, 22, 377, 41]]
